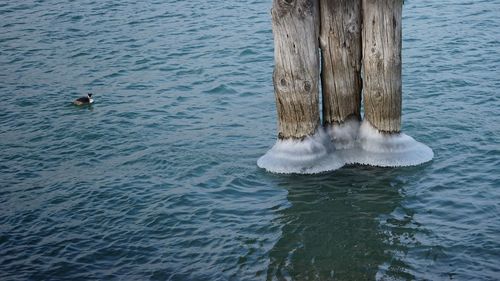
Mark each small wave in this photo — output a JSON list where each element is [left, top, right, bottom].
[[203, 84, 237, 95]]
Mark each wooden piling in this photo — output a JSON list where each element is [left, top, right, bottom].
[[271, 0, 321, 139], [319, 0, 362, 125], [362, 0, 402, 133]]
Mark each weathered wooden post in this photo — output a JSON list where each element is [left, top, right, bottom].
[[362, 0, 402, 133], [272, 0, 320, 140], [257, 0, 344, 174], [319, 0, 362, 149], [356, 0, 433, 166]]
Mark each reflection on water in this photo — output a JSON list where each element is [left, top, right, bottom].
[[267, 166, 422, 280]]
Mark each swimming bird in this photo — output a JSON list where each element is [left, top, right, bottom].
[[73, 93, 94, 105]]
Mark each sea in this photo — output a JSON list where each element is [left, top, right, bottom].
[[1, 0, 499, 280]]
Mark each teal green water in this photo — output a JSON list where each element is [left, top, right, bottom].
[[1, 0, 499, 280]]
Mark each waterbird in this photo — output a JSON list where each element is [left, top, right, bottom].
[[73, 93, 94, 105]]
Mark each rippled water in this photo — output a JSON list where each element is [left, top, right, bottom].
[[1, 0, 499, 280]]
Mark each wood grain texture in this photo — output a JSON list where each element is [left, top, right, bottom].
[[272, 0, 320, 139], [319, 0, 362, 125], [362, 0, 402, 133]]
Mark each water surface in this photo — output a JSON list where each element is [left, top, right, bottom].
[[1, 0, 499, 280]]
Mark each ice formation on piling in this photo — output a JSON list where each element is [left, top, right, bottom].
[[343, 121, 434, 167], [257, 129, 345, 174], [324, 117, 360, 149], [258, 120, 433, 174]]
